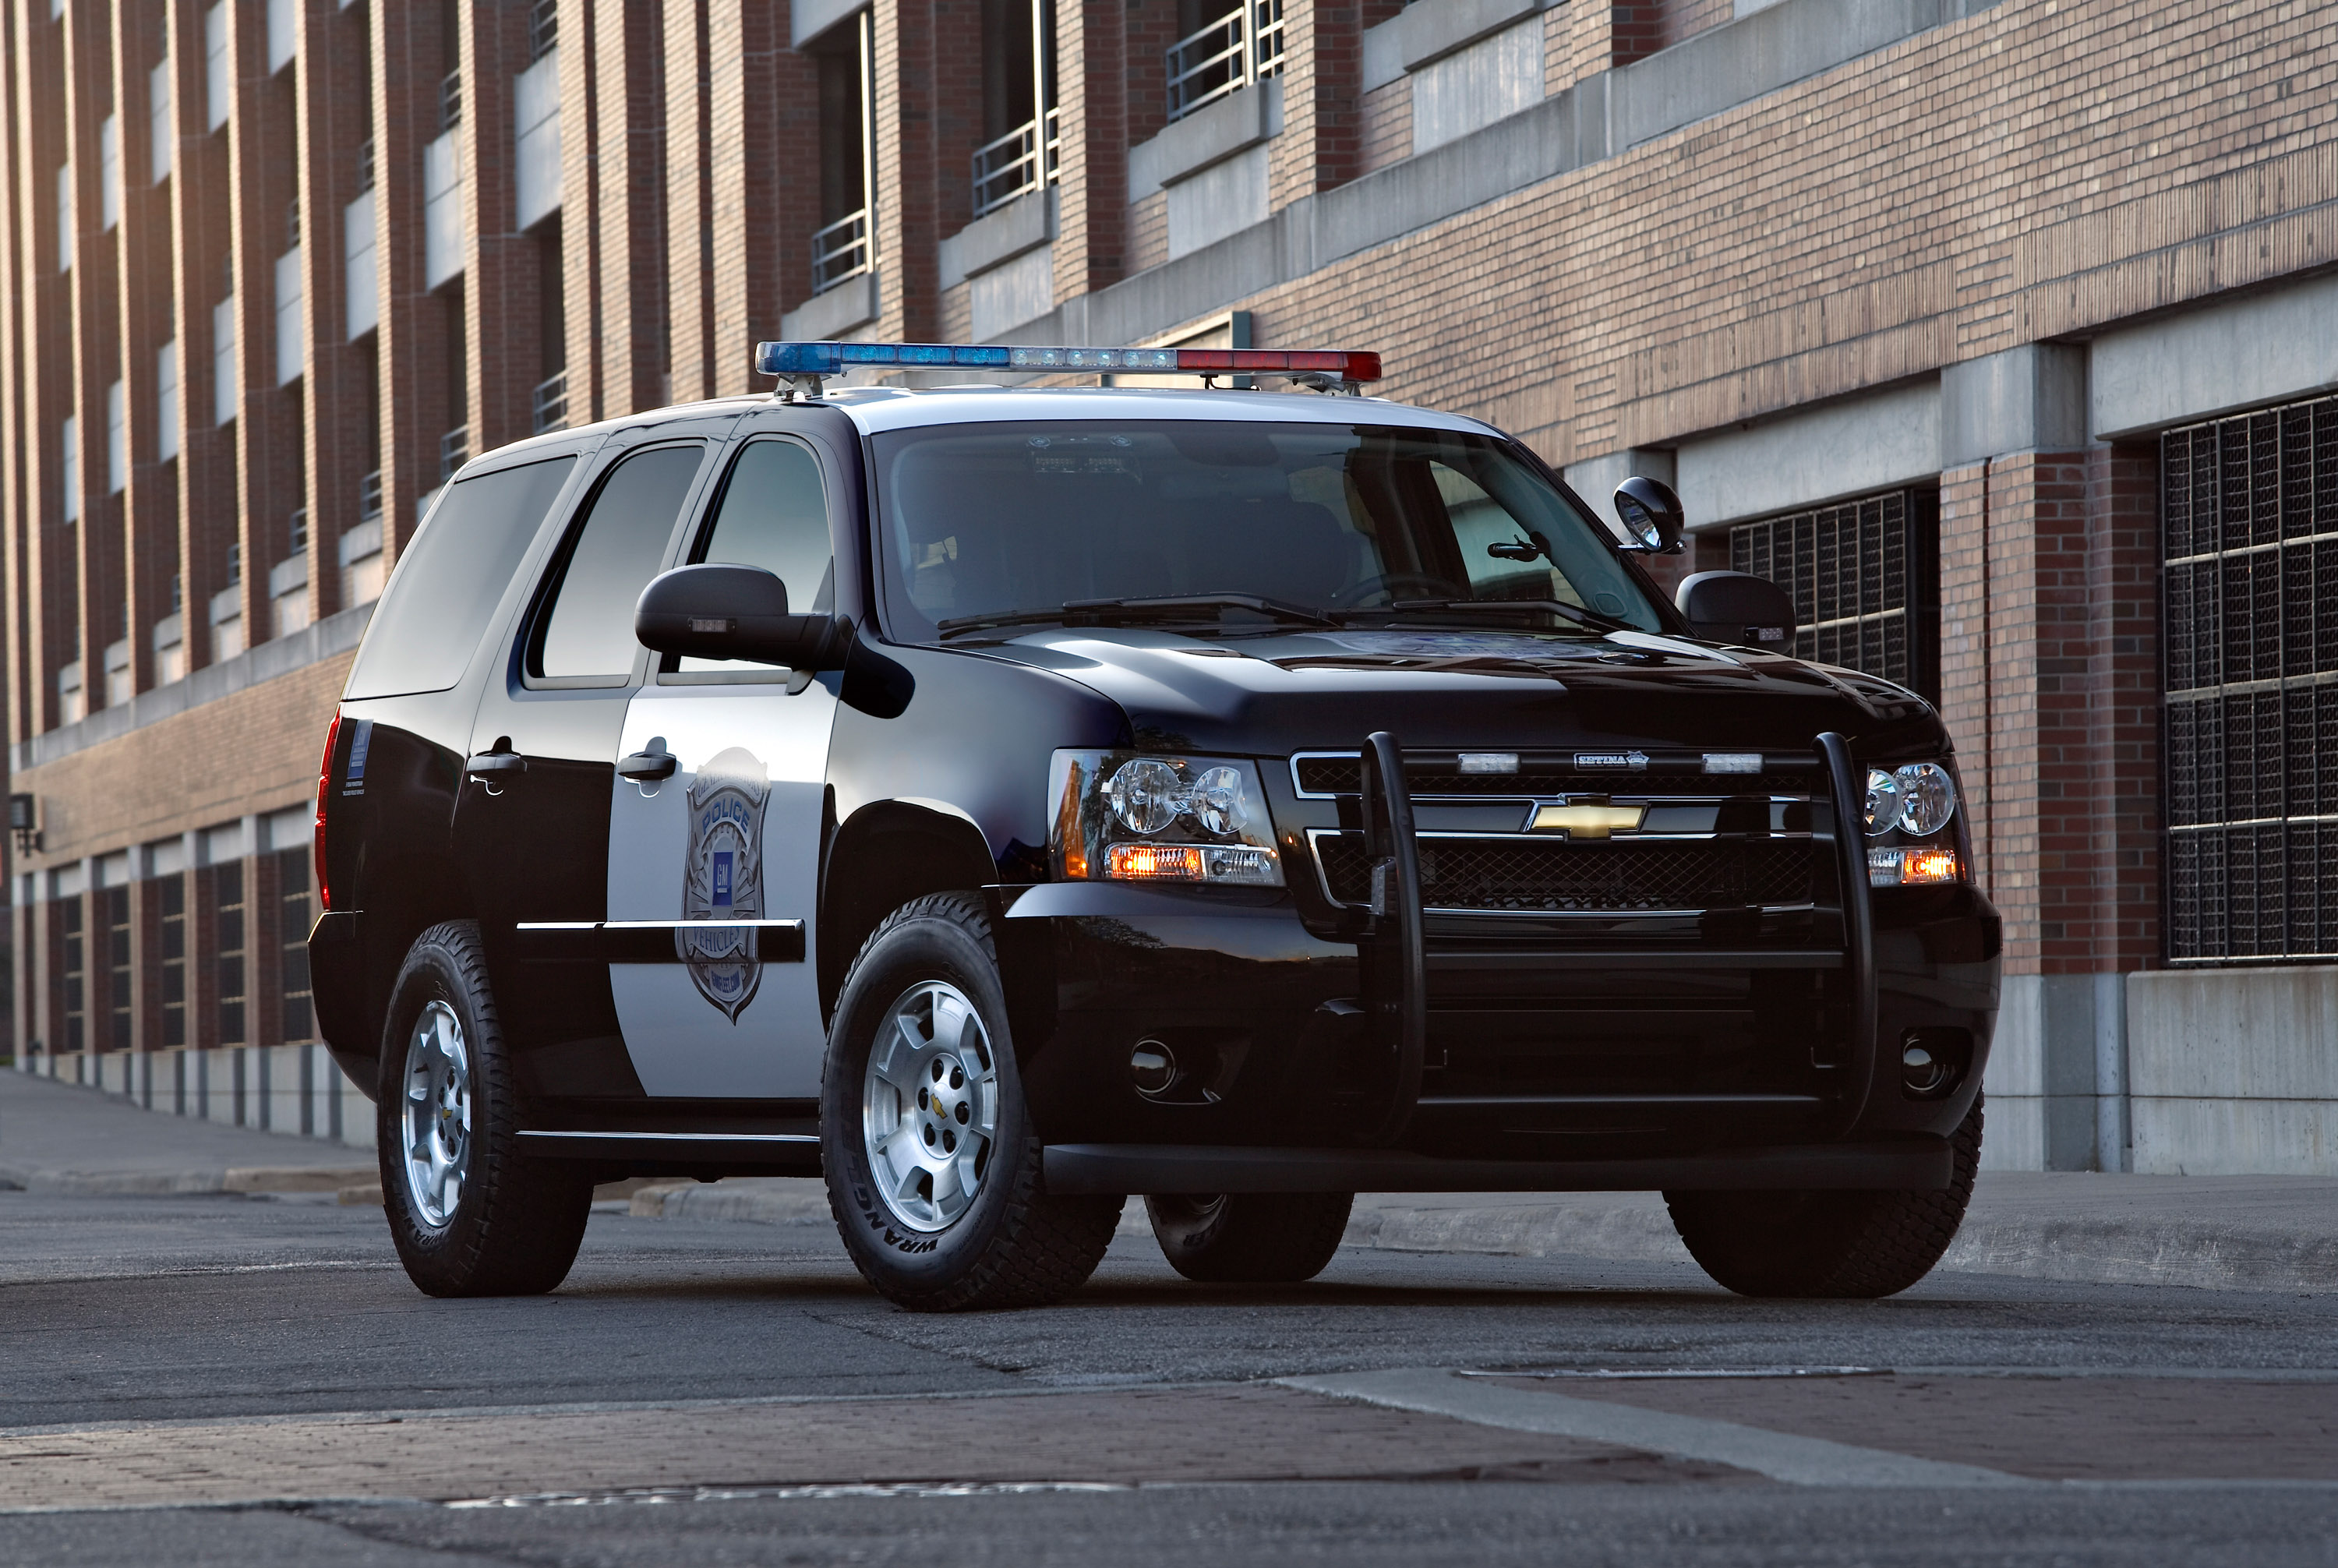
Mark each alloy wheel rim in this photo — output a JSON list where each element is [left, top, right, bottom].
[[861, 980, 999, 1234], [401, 999, 473, 1229]]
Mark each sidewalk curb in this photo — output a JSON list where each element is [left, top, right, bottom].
[[626, 1181, 2338, 1294], [0, 1163, 378, 1196]]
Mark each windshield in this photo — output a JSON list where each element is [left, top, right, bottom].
[[870, 420, 1664, 641]]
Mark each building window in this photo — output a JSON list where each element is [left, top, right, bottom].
[[160, 873, 186, 1047], [214, 861, 245, 1044], [277, 846, 312, 1043], [105, 885, 131, 1050], [106, 379, 126, 493], [2162, 393, 2338, 963], [98, 114, 122, 230], [1726, 487, 1940, 700], [157, 341, 179, 460], [204, 2, 230, 131], [150, 58, 173, 182], [61, 415, 79, 520], [58, 896, 84, 1053]]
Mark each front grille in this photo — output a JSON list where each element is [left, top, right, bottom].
[[1312, 832, 1818, 913], [1294, 755, 1821, 800]]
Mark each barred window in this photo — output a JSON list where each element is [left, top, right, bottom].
[[1728, 489, 1939, 699], [277, 846, 312, 1044], [2163, 394, 2338, 963]]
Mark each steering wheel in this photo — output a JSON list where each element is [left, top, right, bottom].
[[1330, 573, 1462, 609]]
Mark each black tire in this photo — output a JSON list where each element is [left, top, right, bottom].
[[821, 893, 1124, 1312], [377, 920, 593, 1298], [1145, 1192, 1355, 1284], [1665, 1097, 1985, 1298]]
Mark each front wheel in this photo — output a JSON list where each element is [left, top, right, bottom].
[[821, 894, 1123, 1312], [1665, 1097, 1984, 1298], [378, 920, 593, 1297], [1146, 1192, 1354, 1283]]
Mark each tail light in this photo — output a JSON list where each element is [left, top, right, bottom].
[[314, 712, 341, 911]]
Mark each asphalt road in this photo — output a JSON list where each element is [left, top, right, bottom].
[[2, 1188, 2333, 1566]]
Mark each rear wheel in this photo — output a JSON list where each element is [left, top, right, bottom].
[[822, 894, 1123, 1312], [1665, 1097, 1984, 1298], [1146, 1192, 1354, 1284], [378, 920, 593, 1297]]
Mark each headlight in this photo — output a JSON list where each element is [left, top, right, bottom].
[[1051, 752, 1284, 887], [1863, 762, 1958, 837], [1862, 760, 1964, 888]]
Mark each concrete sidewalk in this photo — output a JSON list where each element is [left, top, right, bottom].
[[0, 1068, 376, 1195], [632, 1171, 2338, 1294]]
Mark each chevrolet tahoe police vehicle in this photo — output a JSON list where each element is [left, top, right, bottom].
[[308, 338, 2001, 1311]]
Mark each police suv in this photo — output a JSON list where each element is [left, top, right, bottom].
[[308, 339, 2001, 1311]]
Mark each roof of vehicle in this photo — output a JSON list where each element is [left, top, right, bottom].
[[464, 383, 1507, 475]]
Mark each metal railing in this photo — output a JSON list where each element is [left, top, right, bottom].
[[357, 468, 383, 521], [439, 426, 470, 481], [1166, 0, 1284, 122], [970, 108, 1059, 219], [532, 370, 567, 433], [355, 136, 374, 192], [440, 70, 463, 132], [811, 209, 871, 294]]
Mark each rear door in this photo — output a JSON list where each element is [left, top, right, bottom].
[[455, 416, 737, 1093], [602, 415, 844, 1097]]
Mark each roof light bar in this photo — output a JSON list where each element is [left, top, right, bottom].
[[753, 340, 1382, 383]]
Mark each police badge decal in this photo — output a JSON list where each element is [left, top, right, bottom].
[[679, 747, 771, 1022]]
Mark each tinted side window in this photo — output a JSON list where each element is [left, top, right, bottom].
[[344, 456, 575, 699], [531, 443, 705, 680], [695, 438, 834, 610]]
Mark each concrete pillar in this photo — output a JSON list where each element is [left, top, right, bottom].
[[163, 0, 238, 672], [1050, 0, 1125, 302], [1939, 345, 2158, 1172], [869, 0, 938, 342], [370, 0, 455, 541], [224, 0, 305, 648], [1266, 0, 1365, 214]]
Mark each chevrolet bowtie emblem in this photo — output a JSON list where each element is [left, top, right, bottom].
[[1529, 799, 1647, 839]]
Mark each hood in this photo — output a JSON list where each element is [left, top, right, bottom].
[[958, 625, 1948, 758]]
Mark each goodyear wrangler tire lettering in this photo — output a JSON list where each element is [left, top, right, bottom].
[[819, 893, 1122, 1312]]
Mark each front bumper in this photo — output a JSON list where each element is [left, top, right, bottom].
[[1001, 733, 2001, 1190]]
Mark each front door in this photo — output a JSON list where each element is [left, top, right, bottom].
[[605, 427, 842, 1097]]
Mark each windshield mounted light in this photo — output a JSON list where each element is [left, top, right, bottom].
[[1051, 751, 1284, 888]]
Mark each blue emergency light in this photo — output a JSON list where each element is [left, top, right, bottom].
[[753, 340, 1383, 382]]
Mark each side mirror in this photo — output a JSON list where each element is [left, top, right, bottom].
[[635, 564, 846, 671], [1613, 475, 1687, 554], [1676, 570, 1797, 652]]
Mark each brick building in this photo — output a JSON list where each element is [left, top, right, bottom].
[[2, 0, 2333, 1167]]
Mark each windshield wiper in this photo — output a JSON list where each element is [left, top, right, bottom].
[[938, 594, 1337, 637], [1350, 596, 1637, 634]]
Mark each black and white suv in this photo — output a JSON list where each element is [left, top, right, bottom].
[[308, 340, 2000, 1310]]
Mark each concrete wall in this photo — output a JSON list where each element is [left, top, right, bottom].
[[20, 1046, 376, 1151], [2126, 969, 2338, 1176]]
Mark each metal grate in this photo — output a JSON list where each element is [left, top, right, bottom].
[[2163, 392, 2338, 963], [1313, 832, 1817, 914], [1730, 489, 1938, 697]]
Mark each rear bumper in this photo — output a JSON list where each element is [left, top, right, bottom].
[[1044, 1137, 1953, 1194]]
